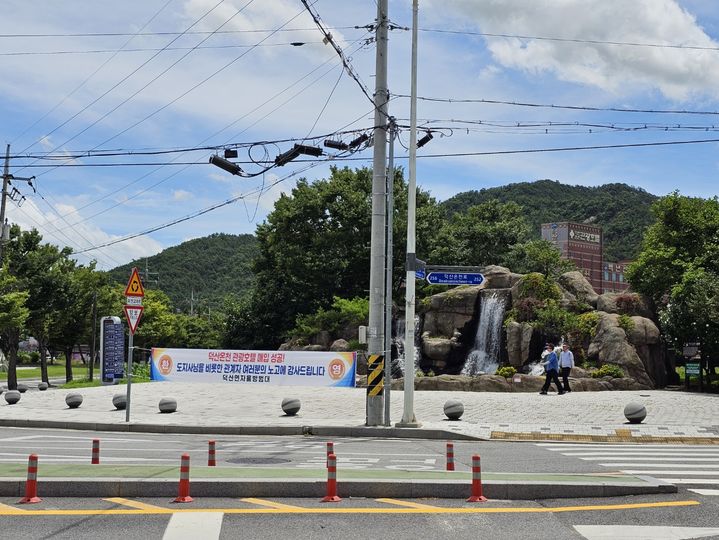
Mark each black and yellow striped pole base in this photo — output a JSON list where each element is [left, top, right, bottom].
[[366, 354, 384, 426]]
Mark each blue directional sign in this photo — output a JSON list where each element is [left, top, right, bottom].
[[426, 272, 485, 286], [415, 269, 426, 280]]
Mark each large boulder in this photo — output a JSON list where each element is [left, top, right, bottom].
[[587, 313, 654, 387], [557, 271, 599, 307], [597, 292, 654, 319], [422, 286, 481, 338], [481, 265, 523, 289], [626, 316, 667, 387], [329, 339, 350, 352], [506, 321, 534, 367]]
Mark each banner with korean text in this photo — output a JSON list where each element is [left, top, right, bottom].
[[150, 348, 356, 387]]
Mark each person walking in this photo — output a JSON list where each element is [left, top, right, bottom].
[[539, 343, 564, 395], [559, 342, 575, 392]]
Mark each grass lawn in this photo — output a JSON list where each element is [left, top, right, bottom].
[[0, 364, 90, 380]]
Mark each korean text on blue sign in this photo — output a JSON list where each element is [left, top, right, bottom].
[[150, 348, 356, 387]]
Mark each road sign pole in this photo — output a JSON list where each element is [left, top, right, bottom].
[[397, 0, 420, 429], [125, 333, 132, 422]]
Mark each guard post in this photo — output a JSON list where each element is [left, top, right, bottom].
[[366, 354, 384, 426]]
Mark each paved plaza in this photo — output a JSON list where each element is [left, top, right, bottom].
[[1, 382, 717, 442]]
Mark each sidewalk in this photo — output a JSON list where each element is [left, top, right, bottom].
[[1, 382, 717, 443], [1, 382, 715, 498]]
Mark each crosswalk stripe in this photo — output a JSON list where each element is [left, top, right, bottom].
[[657, 479, 719, 484], [564, 452, 719, 457], [162, 512, 224, 540], [590, 457, 719, 462], [688, 489, 719, 496], [602, 463, 719, 468], [538, 444, 719, 449], [619, 470, 719, 475], [574, 525, 719, 539]]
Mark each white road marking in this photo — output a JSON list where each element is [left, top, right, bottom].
[[688, 489, 719, 496], [564, 452, 719, 457], [591, 457, 719, 462], [538, 444, 719, 449], [0, 435, 178, 443], [601, 463, 719, 468], [658, 479, 719, 484], [574, 525, 719, 540], [619, 470, 719, 475], [162, 512, 223, 540]]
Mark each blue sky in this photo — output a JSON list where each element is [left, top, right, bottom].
[[2, 0, 719, 270]]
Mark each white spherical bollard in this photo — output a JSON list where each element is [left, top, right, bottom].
[[281, 397, 301, 416], [112, 393, 127, 410], [443, 399, 464, 421], [624, 402, 647, 424], [38, 382, 49, 391], [17, 383, 28, 393], [65, 393, 83, 409], [159, 397, 177, 413], [4, 390, 21, 405]]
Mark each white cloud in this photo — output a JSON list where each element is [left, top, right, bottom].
[[425, 0, 719, 101], [172, 189, 193, 201]]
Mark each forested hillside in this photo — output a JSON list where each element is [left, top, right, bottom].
[[441, 180, 657, 261], [107, 233, 258, 311]]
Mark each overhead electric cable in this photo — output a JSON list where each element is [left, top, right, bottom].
[[10, 0, 174, 146], [0, 27, 358, 38], [393, 94, 719, 116]]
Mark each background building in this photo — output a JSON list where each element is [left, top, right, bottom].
[[603, 260, 632, 293], [542, 222, 603, 292]]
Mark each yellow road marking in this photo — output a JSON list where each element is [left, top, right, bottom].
[[241, 498, 304, 510], [375, 498, 442, 510], [0, 500, 700, 516], [0, 503, 24, 513], [103, 498, 172, 512]]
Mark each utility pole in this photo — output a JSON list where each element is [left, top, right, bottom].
[[383, 118, 396, 427], [397, 0, 421, 428], [367, 0, 390, 426], [0, 144, 35, 263]]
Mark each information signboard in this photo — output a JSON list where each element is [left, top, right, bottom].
[[685, 362, 701, 376], [100, 316, 125, 384]]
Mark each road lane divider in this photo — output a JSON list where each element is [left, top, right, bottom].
[[375, 498, 442, 510], [446, 442, 455, 471], [208, 440, 216, 467], [173, 454, 193, 503], [91, 439, 100, 465], [18, 454, 42, 504], [321, 453, 341, 503], [467, 454, 488, 503]]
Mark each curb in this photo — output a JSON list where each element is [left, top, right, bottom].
[[0, 477, 676, 500], [491, 431, 719, 445], [0, 418, 482, 441]]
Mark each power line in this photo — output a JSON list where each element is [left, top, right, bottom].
[[10, 0, 174, 145], [0, 41, 328, 56], [73, 161, 322, 254], [418, 27, 719, 53], [393, 94, 719, 116], [0, 27, 359, 38]]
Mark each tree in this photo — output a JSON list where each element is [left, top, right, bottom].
[[627, 193, 719, 303], [502, 239, 576, 278], [228, 166, 443, 348], [428, 200, 530, 267], [0, 269, 29, 389]]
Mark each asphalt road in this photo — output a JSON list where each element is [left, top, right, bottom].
[[0, 492, 718, 540], [0, 426, 601, 473]]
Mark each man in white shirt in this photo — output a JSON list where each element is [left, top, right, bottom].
[[558, 343, 575, 393]]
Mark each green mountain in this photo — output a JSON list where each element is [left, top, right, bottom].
[[107, 233, 258, 311], [441, 180, 658, 261]]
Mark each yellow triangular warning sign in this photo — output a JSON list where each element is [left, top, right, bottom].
[[124, 267, 145, 297]]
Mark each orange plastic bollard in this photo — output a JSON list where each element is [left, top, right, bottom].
[[18, 454, 42, 504], [208, 440, 216, 467], [326, 441, 334, 468], [321, 453, 341, 502], [91, 439, 100, 465], [173, 453, 194, 503], [466, 454, 488, 502], [446, 442, 455, 471]]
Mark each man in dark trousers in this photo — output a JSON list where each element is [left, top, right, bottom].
[[539, 343, 564, 395], [559, 342, 575, 392]]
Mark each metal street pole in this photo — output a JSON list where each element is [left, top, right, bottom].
[[125, 336, 133, 422], [367, 0, 389, 426], [398, 0, 421, 428], [0, 144, 10, 263], [384, 118, 396, 427]]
